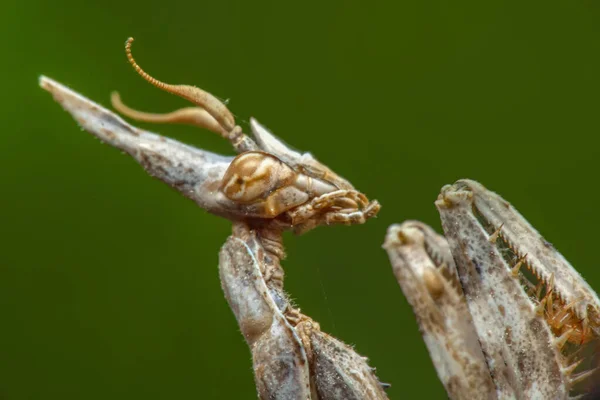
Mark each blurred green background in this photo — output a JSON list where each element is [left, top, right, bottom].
[[2, 0, 600, 398]]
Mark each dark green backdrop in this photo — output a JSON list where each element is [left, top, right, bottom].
[[2, 0, 600, 398]]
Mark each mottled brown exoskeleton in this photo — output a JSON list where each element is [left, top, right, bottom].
[[40, 36, 386, 400], [41, 37, 600, 400]]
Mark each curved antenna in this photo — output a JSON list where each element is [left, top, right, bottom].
[[111, 91, 226, 136], [124, 37, 235, 132]]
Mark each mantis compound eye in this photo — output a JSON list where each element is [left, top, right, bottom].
[[220, 152, 297, 203]]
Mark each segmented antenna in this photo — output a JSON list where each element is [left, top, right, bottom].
[[124, 37, 235, 132]]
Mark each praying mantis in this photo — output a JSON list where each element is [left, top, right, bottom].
[[40, 38, 599, 399]]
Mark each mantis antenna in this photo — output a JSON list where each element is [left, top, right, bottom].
[[124, 37, 235, 132]]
